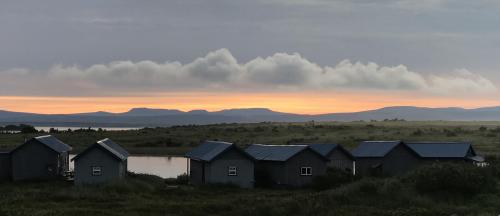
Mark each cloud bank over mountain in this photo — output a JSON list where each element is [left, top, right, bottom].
[[0, 49, 496, 96]]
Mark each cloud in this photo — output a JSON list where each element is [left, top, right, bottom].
[[0, 49, 496, 96]]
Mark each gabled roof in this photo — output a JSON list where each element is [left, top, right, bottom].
[[72, 138, 129, 161], [351, 141, 404, 158], [98, 138, 129, 159], [405, 142, 475, 158], [11, 135, 72, 154], [307, 143, 355, 160], [185, 141, 249, 162], [245, 144, 327, 162]]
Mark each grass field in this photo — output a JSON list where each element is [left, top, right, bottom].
[[1, 121, 500, 215], [1, 121, 500, 155], [0, 166, 499, 216]]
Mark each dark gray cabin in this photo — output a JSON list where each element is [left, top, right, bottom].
[[351, 141, 420, 176], [245, 144, 327, 187], [406, 142, 484, 163], [10, 135, 72, 181], [0, 152, 11, 181], [308, 143, 355, 174], [72, 138, 129, 185], [185, 141, 255, 188]]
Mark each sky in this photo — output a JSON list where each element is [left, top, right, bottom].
[[1, 0, 500, 114]]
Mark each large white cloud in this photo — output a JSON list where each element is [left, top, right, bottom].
[[0, 48, 496, 96]]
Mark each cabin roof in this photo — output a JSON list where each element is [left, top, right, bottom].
[[10, 135, 74, 154], [245, 144, 326, 162], [351, 141, 403, 158], [98, 138, 129, 159], [72, 138, 129, 161], [405, 142, 475, 158], [185, 141, 237, 162], [307, 143, 355, 160], [34, 135, 72, 153]]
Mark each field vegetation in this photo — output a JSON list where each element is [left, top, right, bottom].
[[1, 121, 500, 155], [0, 160, 499, 216], [1, 121, 500, 215]]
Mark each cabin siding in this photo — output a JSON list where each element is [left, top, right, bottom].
[[355, 158, 383, 176], [0, 153, 11, 181], [207, 149, 254, 188], [74, 147, 125, 185], [256, 161, 286, 185], [285, 149, 327, 186], [327, 149, 354, 172], [189, 159, 204, 185], [189, 148, 254, 188], [11, 140, 67, 181], [355, 145, 420, 176], [381, 145, 420, 175], [256, 149, 326, 187]]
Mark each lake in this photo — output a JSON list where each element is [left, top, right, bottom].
[[69, 155, 187, 179], [36, 126, 141, 131]]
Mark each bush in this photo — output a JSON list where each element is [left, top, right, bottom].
[[312, 168, 357, 191], [407, 163, 496, 196], [165, 173, 189, 185]]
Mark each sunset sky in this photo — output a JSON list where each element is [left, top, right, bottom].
[[1, 0, 500, 114]]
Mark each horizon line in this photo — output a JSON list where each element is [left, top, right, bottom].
[[2, 105, 499, 116]]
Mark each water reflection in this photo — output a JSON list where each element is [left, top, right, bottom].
[[70, 155, 187, 179]]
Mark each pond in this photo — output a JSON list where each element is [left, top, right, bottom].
[[36, 126, 141, 131], [70, 155, 187, 179]]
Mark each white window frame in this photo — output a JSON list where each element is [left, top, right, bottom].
[[228, 166, 237, 176], [300, 167, 312, 176], [92, 166, 102, 176]]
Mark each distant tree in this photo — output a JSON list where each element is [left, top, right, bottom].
[[20, 125, 37, 134], [479, 126, 488, 132]]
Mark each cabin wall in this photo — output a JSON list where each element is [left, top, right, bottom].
[[11, 140, 61, 181], [206, 149, 254, 188], [382, 145, 420, 175], [255, 161, 286, 186], [0, 153, 11, 181], [327, 149, 354, 172], [189, 159, 204, 185], [354, 158, 383, 176], [74, 147, 123, 185], [284, 150, 327, 187]]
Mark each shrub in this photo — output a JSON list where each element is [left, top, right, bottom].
[[312, 168, 357, 191], [407, 163, 496, 196], [165, 173, 189, 185]]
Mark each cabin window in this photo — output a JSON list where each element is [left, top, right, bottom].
[[92, 166, 102, 176], [228, 166, 237, 176], [300, 167, 312, 176]]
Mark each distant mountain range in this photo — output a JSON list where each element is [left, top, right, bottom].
[[1, 106, 500, 127]]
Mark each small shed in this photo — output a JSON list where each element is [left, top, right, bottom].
[[245, 144, 328, 187], [406, 142, 484, 163], [351, 141, 420, 176], [11, 135, 72, 181], [72, 138, 129, 185], [185, 141, 255, 188], [0, 152, 11, 181], [308, 143, 355, 174]]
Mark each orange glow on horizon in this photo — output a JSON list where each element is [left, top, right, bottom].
[[1, 92, 500, 115]]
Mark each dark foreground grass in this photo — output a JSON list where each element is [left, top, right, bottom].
[[1, 169, 499, 216], [2, 121, 500, 155]]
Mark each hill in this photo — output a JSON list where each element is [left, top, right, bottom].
[[1, 106, 500, 127]]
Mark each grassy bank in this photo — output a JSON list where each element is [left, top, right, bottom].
[[1, 162, 499, 216], [2, 121, 500, 155]]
